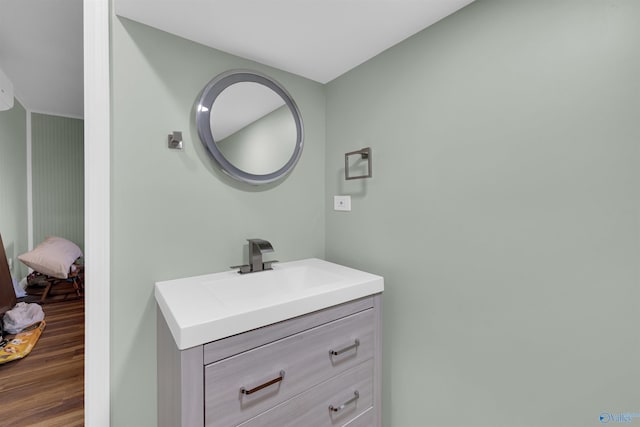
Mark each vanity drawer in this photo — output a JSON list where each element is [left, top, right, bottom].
[[342, 408, 374, 427], [204, 309, 374, 427], [238, 360, 373, 427]]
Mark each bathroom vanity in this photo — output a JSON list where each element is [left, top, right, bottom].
[[156, 258, 383, 427]]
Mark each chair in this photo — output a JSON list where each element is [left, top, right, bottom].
[[26, 262, 84, 304]]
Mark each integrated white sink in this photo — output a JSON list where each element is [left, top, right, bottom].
[[155, 258, 384, 349]]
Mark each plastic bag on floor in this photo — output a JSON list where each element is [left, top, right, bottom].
[[3, 302, 44, 334]]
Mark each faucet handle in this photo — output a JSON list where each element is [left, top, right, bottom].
[[262, 260, 279, 271], [230, 264, 252, 274]]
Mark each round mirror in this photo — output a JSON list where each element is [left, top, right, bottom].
[[196, 70, 304, 185]]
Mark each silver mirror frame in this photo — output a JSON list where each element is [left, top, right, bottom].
[[196, 69, 304, 185]]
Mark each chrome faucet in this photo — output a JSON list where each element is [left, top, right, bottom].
[[231, 239, 278, 274]]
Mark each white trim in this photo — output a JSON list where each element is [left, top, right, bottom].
[[26, 110, 33, 251], [11, 95, 83, 121], [28, 108, 84, 121], [84, 0, 110, 426]]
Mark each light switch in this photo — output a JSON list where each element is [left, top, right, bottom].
[[334, 195, 351, 211]]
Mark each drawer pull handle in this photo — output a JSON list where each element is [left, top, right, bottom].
[[329, 391, 360, 413], [329, 339, 360, 356], [240, 370, 285, 396]]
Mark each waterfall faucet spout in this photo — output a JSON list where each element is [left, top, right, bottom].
[[231, 239, 278, 274], [248, 239, 275, 273]]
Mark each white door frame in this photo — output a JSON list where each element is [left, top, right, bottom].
[[84, 0, 110, 425]]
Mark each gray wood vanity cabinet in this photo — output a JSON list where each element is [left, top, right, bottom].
[[157, 294, 382, 427]]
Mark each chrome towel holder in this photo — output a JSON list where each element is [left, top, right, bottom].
[[345, 147, 372, 180]]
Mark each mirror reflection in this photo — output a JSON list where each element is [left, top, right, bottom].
[[210, 82, 297, 175], [196, 70, 304, 185]]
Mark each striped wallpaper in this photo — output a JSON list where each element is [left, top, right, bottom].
[[31, 113, 84, 252]]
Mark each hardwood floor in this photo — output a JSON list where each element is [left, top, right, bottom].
[[0, 299, 84, 426]]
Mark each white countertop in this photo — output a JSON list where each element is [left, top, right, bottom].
[[155, 258, 384, 350]]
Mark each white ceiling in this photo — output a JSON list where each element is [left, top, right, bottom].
[[0, 0, 83, 118], [0, 0, 475, 119], [115, 0, 475, 84]]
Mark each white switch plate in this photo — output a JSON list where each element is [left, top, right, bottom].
[[334, 195, 351, 211]]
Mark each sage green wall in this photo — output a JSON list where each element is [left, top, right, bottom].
[[0, 99, 27, 279], [325, 1, 640, 426], [110, 18, 326, 426], [31, 113, 84, 251]]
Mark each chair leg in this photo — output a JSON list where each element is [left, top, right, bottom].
[[72, 278, 81, 297], [40, 282, 53, 303]]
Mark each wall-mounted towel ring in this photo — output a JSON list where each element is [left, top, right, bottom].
[[345, 147, 372, 180]]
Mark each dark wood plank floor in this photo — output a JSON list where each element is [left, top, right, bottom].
[[0, 299, 84, 426]]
